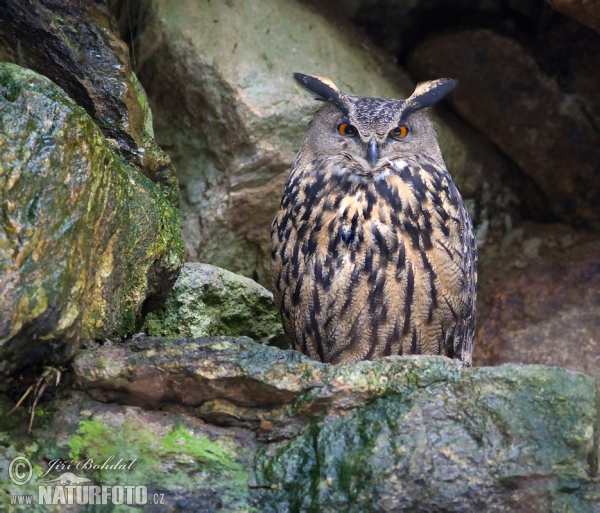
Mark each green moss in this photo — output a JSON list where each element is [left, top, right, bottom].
[[0, 63, 184, 376], [129, 72, 154, 140], [252, 361, 597, 512], [162, 424, 245, 475], [69, 418, 156, 481], [67, 418, 253, 510], [86, 136, 183, 339], [143, 263, 286, 347]]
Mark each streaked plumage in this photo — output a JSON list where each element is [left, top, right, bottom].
[[271, 74, 477, 365]]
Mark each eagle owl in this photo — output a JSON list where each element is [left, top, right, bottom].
[[271, 73, 477, 366]]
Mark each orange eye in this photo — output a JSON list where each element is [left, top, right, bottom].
[[337, 123, 357, 136], [390, 125, 409, 139]]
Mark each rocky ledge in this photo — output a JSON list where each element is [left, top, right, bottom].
[[67, 336, 600, 512]]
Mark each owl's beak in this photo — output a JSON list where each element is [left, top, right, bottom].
[[367, 137, 379, 168]]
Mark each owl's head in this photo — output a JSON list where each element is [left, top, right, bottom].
[[294, 73, 457, 176]]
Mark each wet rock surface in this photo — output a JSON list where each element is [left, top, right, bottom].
[[0, 63, 183, 378], [133, 0, 518, 285], [143, 263, 287, 347], [0, 0, 178, 203], [475, 222, 600, 383], [68, 336, 599, 511]]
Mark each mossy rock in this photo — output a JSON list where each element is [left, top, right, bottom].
[[0, 63, 184, 379], [253, 362, 600, 512], [0, 390, 257, 512], [0, 1, 179, 203], [143, 263, 288, 347], [1, 337, 599, 511]]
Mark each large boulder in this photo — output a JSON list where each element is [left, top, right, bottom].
[[143, 263, 287, 347], [529, 8, 600, 134], [133, 0, 519, 285], [408, 28, 600, 228], [0, 0, 178, 203], [0, 63, 183, 378], [67, 336, 599, 511], [474, 222, 600, 384]]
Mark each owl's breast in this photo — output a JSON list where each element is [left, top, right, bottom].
[[303, 159, 466, 265], [271, 157, 476, 363]]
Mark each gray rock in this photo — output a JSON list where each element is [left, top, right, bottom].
[[71, 336, 599, 511], [143, 263, 287, 347], [0, 63, 183, 378], [133, 0, 518, 285]]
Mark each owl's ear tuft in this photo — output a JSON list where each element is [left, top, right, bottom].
[[406, 78, 458, 111], [294, 73, 349, 116], [294, 73, 340, 99]]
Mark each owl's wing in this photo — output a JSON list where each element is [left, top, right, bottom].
[[270, 162, 303, 349], [454, 201, 478, 367]]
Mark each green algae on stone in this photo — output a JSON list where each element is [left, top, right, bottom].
[[71, 335, 600, 510], [68, 418, 249, 499], [0, 63, 183, 378], [143, 263, 288, 347], [0, 0, 179, 202], [129, 72, 180, 206], [252, 363, 599, 512]]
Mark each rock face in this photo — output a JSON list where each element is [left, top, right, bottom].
[[535, 13, 600, 135], [1, 2, 598, 512], [474, 222, 600, 384], [133, 0, 519, 285], [546, 0, 600, 34], [408, 28, 600, 228], [0, 0, 178, 203], [143, 263, 287, 347], [0, 63, 183, 377], [68, 336, 599, 511]]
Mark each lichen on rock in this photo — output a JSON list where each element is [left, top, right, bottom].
[[0, 62, 183, 378], [143, 263, 288, 347]]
